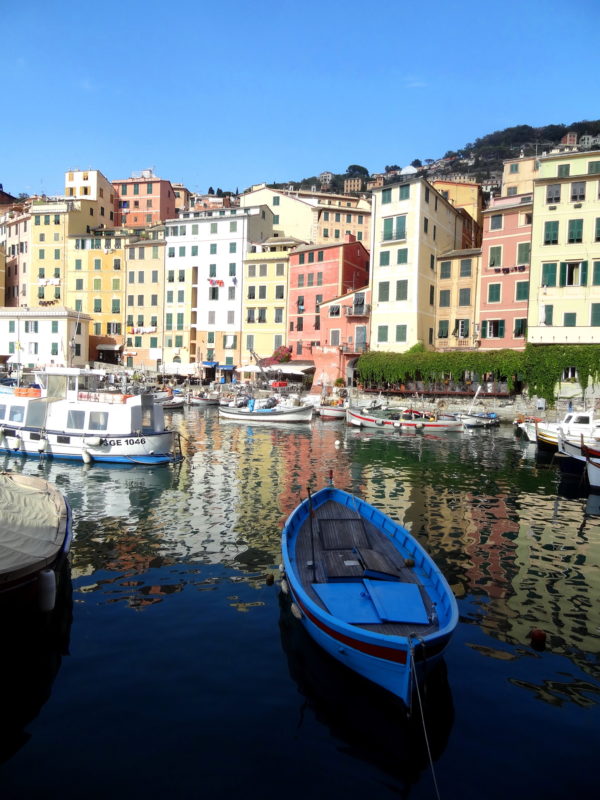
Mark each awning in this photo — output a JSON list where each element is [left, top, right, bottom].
[[202, 361, 218, 367], [97, 344, 123, 351], [269, 364, 315, 375], [219, 365, 237, 370]]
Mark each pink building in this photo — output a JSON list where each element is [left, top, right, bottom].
[[287, 236, 369, 358], [479, 194, 532, 350], [312, 287, 371, 386], [112, 170, 176, 227]]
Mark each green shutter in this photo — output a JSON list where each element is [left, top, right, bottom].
[[395, 216, 406, 239], [545, 305, 553, 325], [383, 218, 393, 240], [559, 262, 567, 287], [481, 320, 488, 338], [592, 304, 600, 326], [593, 262, 600, 285], [498, 320, 505, 338], [542, 263, 557, 286], [581, 260, 588, 286]]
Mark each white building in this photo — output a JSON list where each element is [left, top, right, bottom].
[[164, 206, 273, 379], [0, 306, 91, 370]]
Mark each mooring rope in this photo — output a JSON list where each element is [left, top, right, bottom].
[[409, 637, 441, 800]]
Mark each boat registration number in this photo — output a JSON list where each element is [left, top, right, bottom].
[[100, 437, 146, 447]]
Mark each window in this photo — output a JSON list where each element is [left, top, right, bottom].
[[440, 261, 451, 279], [560, 260, 588, 287], [488, 283, 501, 302], [558, 164, 570, 178], [490, 214, 502, 230], [592, 304, 600, 326], [424, 217, 429, 234], [209, 264, 217, 278], [111, 299, 120, 314], [510, 163, 519, 174], [458, 288, 471, 306], [93, 299, 102, 312], [275, 285, 284, 299], [330, 329, 340, 346], [439, 289, 450, 307], [248, 265, 256, 277], [564, 312, 577, 327], [544, 305, 554, 326], [210, 244, 217, 255], [542, 263, 556, 286], [517, 242, 531, 265], [507, 186, 517, 196], [568, 219, 583, 243], [378, 282, 390, 302], [382, 188, 391, 204], [259, 264, 267, 277], [297, 295, 305, 313], [516, 281, 529, 301], [544, 221, 559, 245], [379, 250, 390, 266], [399, 184, 410, 200], [377, 325, 388, 342], [209, 287, 219, 300], [274, 308, 283, 323], [51, 321, 58, 334], [396, 325, 407, 342], [397, 248, 408, 265], [456, 319, 470, 338], [489, 246, 502, 266], [546, 184, 561, 203], [481, 319, 505, 338], [438, 320, 449, 338], [514, 318, 527, 338], [272, 195, 280, 206], [258, 285, 267, 300], [396, 280, 408, 301], [571, 182, 585, 202], [229, 242, 236, 254], [296, 317, 303, 332], [460, 259, 472, 277]]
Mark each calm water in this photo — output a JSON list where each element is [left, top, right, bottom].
[[1, 409, 599, 799]]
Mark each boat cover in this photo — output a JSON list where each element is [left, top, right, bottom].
[[312, 579, 429, 625], [0, 473, 68, 582]]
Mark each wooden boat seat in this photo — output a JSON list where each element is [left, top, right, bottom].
[[357, 547, 402, 580], [322, 549, 364, 581], [319, 518, 370, 550]]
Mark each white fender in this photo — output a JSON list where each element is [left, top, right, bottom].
[[38, 568, 56, 612], [82, 448, 93, 464]]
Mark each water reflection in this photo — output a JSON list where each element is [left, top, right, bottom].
[[0, 563, 72, 763], [279, 594, 454, 794]]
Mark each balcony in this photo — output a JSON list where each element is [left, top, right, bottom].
[[339, 342, 369, 354], [344, 303, 370, 317]]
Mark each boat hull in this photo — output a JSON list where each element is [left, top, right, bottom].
[[219, 405, 313, 423], [346, 407, 462, 432], [318, 405, 346, 420], [281, 487, 457, 705]]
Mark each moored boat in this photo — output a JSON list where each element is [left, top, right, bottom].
[[318, 402, 347, 420], [0, 368, 179, 465], [346, 406, 463, 432], [280, 486, 458, 706], [218, 402, 313, 423], [526, 408, 600, 449], [0, 472, 72, 611]]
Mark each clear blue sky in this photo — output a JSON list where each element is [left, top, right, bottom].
[[3, 0, 599, 197]]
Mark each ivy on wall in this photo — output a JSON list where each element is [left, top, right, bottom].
[[356, 344, 600, 406]]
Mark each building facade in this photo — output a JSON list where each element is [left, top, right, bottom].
[[113, 170, 176, 227], [0, 306, 91, 369]]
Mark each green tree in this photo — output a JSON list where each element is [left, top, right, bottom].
[[346, 164, 369, 177]]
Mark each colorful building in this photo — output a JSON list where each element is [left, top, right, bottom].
[[479, 194, 532, 350], [64, 169, 117, 224], [240, 235, 304, 372], [1, 202, 30, 306], [0, 306, 91, 369], [501, 155, 539, 198], [528, 150, 600, 344], [434, 248, 481, 350], [113, 170, 176, 227], [287, 236, 369, 358], [369, 178, 466, 352]]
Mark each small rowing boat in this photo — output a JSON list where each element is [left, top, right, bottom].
[[281, 485, 458, 706], [346, 407, 463, 432]]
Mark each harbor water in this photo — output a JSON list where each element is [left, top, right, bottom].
[[1, 408, 599, 799]]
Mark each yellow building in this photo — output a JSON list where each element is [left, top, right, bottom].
[[64, 169, 117, 224], [30, 199, 98, 309], [239, 236, 305, 374], [434, 249, 482, 350], [239, 183, 370, 245], [528, 150, 600, 344], [501, 156, 539, 198], [431, 179, 483, 231]]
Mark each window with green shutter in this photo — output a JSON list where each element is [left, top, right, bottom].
[[166, 313, 173, 331], [397, 248, 408, 264], [438, 320, 449, 338], [568, 219, 583, 243], [177, 313, 184, 330], [489, 246, 501, 266], [542, 262, 557, 286], [592, 304, 600, 326], [593, 262, 600, 285], [382, 188, 391, 204], [383, 218, 393, 241], [544, 221, 559, 245], [514, 318, 527, 338], [460, 259, 472, 277], [560, 260, 588, 286], [440, 261, 451, 279], [112, 300, 120, 314], [395, 216, 406, 239], [377, 325, 388, 343], [459, 288, 471, 306], [517, 242, 530, 265], [557, 164, 570, 178], [378, 282, 390, 302], [439, 289, 450, 307], [544, 305, 553, 326], [379, 250, 390, 266], [564, 313, 576, 327], [396, 280, 408, 301], [488, 283, 501, 302], [516, 281, 529, 301], [399, 184, 410, 200], [396, 325, 407, 342]]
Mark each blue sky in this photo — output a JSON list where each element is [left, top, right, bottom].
[[3, 0, 600, 197]]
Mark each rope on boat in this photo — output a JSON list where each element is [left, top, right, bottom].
[[409, 636, 441, 800]]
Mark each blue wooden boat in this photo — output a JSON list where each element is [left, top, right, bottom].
[[281, 486, 458, 707]]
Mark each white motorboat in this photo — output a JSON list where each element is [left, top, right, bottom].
[[218, 401, 313, 423], [521, 409, 600, 449], [0, 368, 179, 465]]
